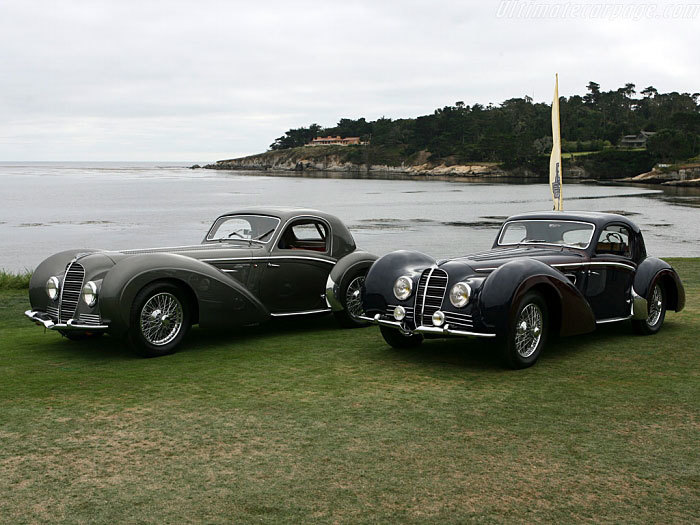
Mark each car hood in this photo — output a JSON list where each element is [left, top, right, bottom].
[[99, 243, 262, 264], [440, 245, 586, 272]]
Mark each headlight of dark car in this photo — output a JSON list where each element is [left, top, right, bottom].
[[393, 276, 413, 301], [449, 282, 471, 308]]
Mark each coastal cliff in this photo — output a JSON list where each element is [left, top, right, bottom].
[[204, 146, 548, 179]]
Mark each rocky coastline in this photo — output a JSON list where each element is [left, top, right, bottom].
[[201, 147, 699, 186]]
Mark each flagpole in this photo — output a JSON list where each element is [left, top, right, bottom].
[[549, 73, 563, 211]]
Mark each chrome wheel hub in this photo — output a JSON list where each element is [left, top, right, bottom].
[[345, 276, 366, 320], [647, 284, 663, 326], [515, 303, 543, 358], [140, 292, 183, 346]]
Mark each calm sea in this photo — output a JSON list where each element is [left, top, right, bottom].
[[1, 161, 699, 272]]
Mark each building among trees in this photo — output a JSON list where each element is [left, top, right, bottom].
[[620, 131, 656, 148], [307, 136, 363, 146]]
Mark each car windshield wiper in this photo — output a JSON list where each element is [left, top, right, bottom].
[[522, 239, 547, 244], [255, 228, 276, 242]]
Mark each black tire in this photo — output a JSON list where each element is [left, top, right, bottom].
[[501, 291, 548, 369], [379, 325, 424, 349], [333, 269, 370, 328], [127, 282, 191, 357], [61, 331, 104, 341], [632, 282, 666, 335]]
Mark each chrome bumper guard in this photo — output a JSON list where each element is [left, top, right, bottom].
[[24, 310, 110, 331], [360, 314, 496, 338]]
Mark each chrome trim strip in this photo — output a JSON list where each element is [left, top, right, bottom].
[[476, 261, 636, 273], [202, 255, 336, 265], [414, 325, 496, 338], [596, 315, 633, 325], [270, 308, 331, 317]]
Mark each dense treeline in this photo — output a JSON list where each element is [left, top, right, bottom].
[[269, 82, 700, 167]]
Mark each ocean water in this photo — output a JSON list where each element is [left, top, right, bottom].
[[1, 161, 699, 272]]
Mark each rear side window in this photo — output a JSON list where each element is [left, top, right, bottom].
[[596, 224, 631, 257], [278, 219, 329, 253]]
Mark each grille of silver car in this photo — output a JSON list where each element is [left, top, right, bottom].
[[59, 262, 85, 323], [46, 305, 59, 321], [414, 268, 448, 327]]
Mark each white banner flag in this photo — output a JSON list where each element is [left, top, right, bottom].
[[549, 74, 563, 211]]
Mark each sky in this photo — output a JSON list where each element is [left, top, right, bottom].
[[1, 0, 698, 161]]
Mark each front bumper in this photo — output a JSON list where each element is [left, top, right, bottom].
[[360, 313, 496, 338], [24, 310, 110, 331]]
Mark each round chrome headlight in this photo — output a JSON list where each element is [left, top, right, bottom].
[[82, 281, 98, 307], [393, 276, 413, 301], [449, 282, 472, 308], [46, 276, 60, 300]]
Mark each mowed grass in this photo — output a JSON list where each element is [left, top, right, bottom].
[[1, 260, 698, 523]]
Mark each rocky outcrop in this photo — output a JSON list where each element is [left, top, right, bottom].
[[204, 146, 543, 178], [621, 163, 700, 185]]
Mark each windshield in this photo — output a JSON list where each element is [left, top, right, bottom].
[[207, 214, 280, 243], [498, 220, 595, 249]]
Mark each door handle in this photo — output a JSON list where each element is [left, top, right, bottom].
[[267, 262, 280, 268]]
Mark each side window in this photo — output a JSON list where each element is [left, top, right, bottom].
[[596, 225, 631, 257], [278, 220, 329, 253]]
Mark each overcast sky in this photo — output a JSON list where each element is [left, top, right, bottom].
[[1, 0, 698, 161]]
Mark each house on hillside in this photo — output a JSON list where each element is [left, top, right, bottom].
[[619, 131, 656, 148], [307, 136, 364, 146]]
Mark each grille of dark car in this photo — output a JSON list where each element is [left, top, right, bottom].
[[386, 305, 414, 324], [443, 311, 474, 331], [59, 262, 85, 323], [78, 313, 102, 326], [414, 268, 448, 327]]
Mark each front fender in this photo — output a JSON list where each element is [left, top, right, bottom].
[[325, 250, 378, 311], [634, 258, 685, 312], [479, 259, 596, 337], [363, 250, 435, 314], [100, 253, 270, 334], [29, 249, 94, 311]]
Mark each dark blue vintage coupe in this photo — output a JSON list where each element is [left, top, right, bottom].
[[361, 211, 685, 368]]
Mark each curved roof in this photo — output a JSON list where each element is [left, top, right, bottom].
[[215, 206, 356, 257], [504, 211, 641, 233]]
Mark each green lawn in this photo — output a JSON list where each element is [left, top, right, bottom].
[[1, 259, 698, 523]]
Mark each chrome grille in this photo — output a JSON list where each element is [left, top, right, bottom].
[[443, 311, 474, 331], [414, 268, 448, 327], [386, 305, 414, 323], [46, 305, 59, 321], [59, 262, 85, 323], [79, 313, 102, 326]]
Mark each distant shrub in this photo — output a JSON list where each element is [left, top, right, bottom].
[[0, 271, 32, 290]]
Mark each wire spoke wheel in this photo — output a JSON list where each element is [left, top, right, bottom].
[[139, 292, 184, 346], [647, 284, 663, 327], [345, 275, 366, 320], [514, 303, 543, 358]]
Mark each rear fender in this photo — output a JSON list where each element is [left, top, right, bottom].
[[325, 250, 378, 311], [634, 258, 685, 312], [100, 253, 269, 334], [479, 259, 596, 337]]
